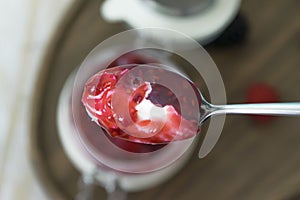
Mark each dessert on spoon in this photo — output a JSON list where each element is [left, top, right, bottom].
[[82, 64, 300, 145]]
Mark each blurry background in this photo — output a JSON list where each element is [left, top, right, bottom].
[[1, 0, 300, 200], [0, 0, 73, 199]]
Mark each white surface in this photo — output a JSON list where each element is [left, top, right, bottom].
[[0, 0, 74, 199], [102, 0, 241, 44]]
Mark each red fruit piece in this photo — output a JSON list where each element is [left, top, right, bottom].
[[246, 82, 280, 123], [82, 65, 200, 146], [82, 66, 131, 130]]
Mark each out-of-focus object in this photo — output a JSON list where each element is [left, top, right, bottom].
[[245, 82, 280, 123], [101, 0, 242, 44]]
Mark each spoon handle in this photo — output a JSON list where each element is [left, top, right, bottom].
[[211, 102, 300, 116]]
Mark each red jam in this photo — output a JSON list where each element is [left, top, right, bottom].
[[82, 65, 200, 146]]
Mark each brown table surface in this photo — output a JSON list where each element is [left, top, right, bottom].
[[30, 0, 300, 199]]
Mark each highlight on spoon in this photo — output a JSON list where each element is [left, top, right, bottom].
[[82, 64, 201, 145]]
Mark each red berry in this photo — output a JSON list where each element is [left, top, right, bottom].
[[246, 82, 280, 123]]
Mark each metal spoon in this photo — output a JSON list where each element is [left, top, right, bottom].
[[199, 92, 300, 125], [82, 64, 300, 146]]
